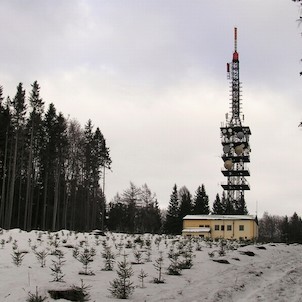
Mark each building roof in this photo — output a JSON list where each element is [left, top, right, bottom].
[[183, 214, 256, 221], [182, 227, 211, 233]]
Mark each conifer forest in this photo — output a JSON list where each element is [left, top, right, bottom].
[[0, 82, 111, 231]]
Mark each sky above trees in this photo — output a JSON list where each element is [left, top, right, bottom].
[[0, 0, 301, 216]]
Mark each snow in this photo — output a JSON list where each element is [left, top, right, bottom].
[[0, 229, 301, 302], [183, 215, 256, 221]]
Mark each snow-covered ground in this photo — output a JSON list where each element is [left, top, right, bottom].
[[0, 229, 301, 302]]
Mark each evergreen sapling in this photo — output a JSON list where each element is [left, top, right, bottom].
[[108, 253, 134, 299]]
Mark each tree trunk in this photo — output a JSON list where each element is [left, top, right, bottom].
[[24, 127, 34, 230], [6, 133, 18, 229], [0, 129, 9, 227], [52, 163, 60, 231], [42, 173, 48, 230]]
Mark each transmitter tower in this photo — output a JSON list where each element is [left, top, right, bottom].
[[220, 28, 251, 213]]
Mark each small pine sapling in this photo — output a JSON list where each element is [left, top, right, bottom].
[[50, 250, 66, 282], [12, 239, 18, 250], [72, 246, 80, 259], [145, 250, 152, 262], [179, 249, 193, 269], [125, 240, 133, 249], [11, 250, 25, 267], [108, 253, 134, 299], [35, 250, 48, 267], [132, 249, 143, 264], [138, 269, 148, 288], [72, 279, 91, 301], [26, 286, 47, 302], [102, 247, 115, 271], [195, 241, 202, 251], [219, 240, 226, 257], [167, 256, 182, 276], [0, 239, 5, 248], [153, 252, 165, 283], [77, 248, 95, 275]]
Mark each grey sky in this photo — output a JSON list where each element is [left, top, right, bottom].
[[1, 0, 302, 217]]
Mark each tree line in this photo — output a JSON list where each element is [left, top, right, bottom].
[[258, 212, 302, 243], [0, 82, 111, 231], [164, 184, 248, 234]]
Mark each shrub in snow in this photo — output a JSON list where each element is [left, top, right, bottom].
[[138, 269, 148, 288], [153, 252, 165, 283], [134, 235, 144, 245], [35, 249, 48, 267], [145, 238, 151, 249], [7, 235, 12, 243], [167, 258, 182, 275], [179, 249, 194, 269], [145, 250, 152, 262], [12, 239, 18, 250], [26, 286, 47, 302], [77, 248, 95, 275], [101, 247, 115, 271], [109, 253, 134, 299], [195, 241, 202, 251], [117, 243, 124, 255], [219, 240, 226, 256], [50, 250, 65, 282], [72, 246, 80, 259], [0, 239, 5, 248], [11, 250, 25, 267], [125, 240, 133, 249], [208, 251, 215, 258], [132, 249, 144, 264]]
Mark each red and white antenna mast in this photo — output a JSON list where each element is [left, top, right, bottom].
[[220, 27, 252, 215]]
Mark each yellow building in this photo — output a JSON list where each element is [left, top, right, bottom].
[[182, 215, 258, 240]]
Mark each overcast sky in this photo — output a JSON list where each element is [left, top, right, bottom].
[[1, 0, 302, 217]]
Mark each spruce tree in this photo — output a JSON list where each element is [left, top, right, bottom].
[[109, 253, 134, 299], [193, 185, 209, 214], [6, 83, 27, 229], [164, 184, 180, 234], [212, 193, 224, 214], [234, 196, 248, 215], [178, 186, 192, 232]]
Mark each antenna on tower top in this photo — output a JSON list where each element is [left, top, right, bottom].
[[234, 27, 237, 52], [233, 27, 239, 62]]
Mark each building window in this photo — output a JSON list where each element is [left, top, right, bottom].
[[215, 225, 219, 231], [239, 225, 244, 231], [205, 225, 210, 227], [227, 225, 232, 231], [199, 225, 204, 227], [221, 225, 225, 231]]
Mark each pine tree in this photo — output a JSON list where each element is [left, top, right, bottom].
[[0, 89, 11, 227], [164, 184, 180, 234], [6, 83, 27, 229], [234, 196, 248, 215], [212, 193, 224, 214], [109, 253, 134, 299], [193, 185, 209, 214], [24, 81, 44, 230], [41, 103, 58, 230], [178, 186, 192, 233], [221, 191, 234, 215]]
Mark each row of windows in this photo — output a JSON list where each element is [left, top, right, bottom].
[[214, 224, 245, 231]]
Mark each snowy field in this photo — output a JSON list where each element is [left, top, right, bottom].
[[0, 229, 302, 302]]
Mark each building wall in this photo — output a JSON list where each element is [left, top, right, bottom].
[[183, 218, 258, 240]]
